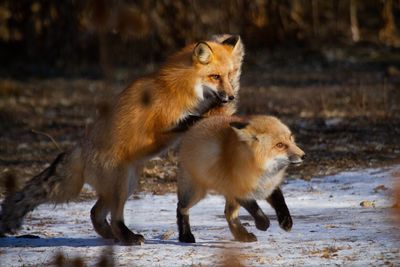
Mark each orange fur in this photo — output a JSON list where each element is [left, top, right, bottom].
[[179, 115, 304, 199], [0, 35, 244, 245], [177, 115, 305, 242], [90, 41, 237, 167]]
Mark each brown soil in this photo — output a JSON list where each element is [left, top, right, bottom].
[[1, 46, 400, 197]]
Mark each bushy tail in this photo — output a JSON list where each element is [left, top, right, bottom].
[[0, 148, 84, 235]]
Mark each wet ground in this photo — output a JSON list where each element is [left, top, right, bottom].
[[0, 45, 400, 195]]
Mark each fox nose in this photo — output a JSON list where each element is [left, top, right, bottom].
[[301, 154, 306, 160], [228, 95, 235, 101]]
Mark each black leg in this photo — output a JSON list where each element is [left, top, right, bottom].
[[237, 199, 270, 231], [267, 187, 293, 231], [169, 115, 204, 133], [168, 87, 226, 133], [177, 202, 195, 243]]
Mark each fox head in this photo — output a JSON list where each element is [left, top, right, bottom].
[[230, 115, 305, 176], [211, 34, 244, 94], [192, 35, 243, 103]]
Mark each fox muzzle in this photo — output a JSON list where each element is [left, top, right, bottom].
[[289, 154, 305, 165], [217, 91, 234, 103]]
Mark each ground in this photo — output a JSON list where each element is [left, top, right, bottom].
[[0, 167, 399, 266]]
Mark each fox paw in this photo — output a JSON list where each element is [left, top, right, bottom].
[[278, 215, 293, 231], [119, 233, 145, 246], [179, 232, 196, 243], [112, 221, 145, 245], [255, 216, 270, 231]]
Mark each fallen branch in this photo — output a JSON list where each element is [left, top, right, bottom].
[[31, 129, 62, 152]]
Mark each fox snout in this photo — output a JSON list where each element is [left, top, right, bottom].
[[288, 151, 305, 165], [217, 91, 235, 103], [203, 86, 235, 103]]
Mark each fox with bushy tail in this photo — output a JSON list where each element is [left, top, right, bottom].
[[0, 35, 244, 245]]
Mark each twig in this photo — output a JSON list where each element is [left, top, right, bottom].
[[31, 129, 62, 152]]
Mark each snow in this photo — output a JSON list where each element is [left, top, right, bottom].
[[1, 167, 399, 266]]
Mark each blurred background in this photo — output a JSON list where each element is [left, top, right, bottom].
[[0, 0, 400, 194], [1, 0, 400, 77]]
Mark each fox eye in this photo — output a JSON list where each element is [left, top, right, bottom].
[[276, 142, 287, 149], [209, 74, 220, 81]]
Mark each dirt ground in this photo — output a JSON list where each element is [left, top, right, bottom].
[[1, 45, 400, 196]]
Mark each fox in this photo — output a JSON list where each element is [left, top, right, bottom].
[[0, 35, 243, 245], [177, 115, 305, 243]]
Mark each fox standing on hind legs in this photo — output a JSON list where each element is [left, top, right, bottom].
[[0, 35, 244, 245]]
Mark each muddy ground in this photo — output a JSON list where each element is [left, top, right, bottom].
[[1, 45, 400, 196]]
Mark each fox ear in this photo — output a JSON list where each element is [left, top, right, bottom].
[[222, 35, 239, 47], [193, 42, 213, 65], [211, 34, 244, 62], [229, 121, 249, 130], [230, 121, 254, 142]]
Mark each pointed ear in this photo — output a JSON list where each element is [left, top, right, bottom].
[[211, 34, 244, 60], [222, 35, 239, 47], [223, 35, 244, 61], [229, 121, 249, 130], [230, 121, 254, 142], [193, 42, 213, 65]]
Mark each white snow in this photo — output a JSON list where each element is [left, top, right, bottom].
[[1, 166, 399, 266]]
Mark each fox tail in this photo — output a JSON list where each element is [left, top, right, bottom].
[[0, 148, 84, 235]]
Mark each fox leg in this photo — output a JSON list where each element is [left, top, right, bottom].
[[109, 193, 144, 245], [236, 199, 270, 231], [267, 187, 292, 231], [102, 167, 143, 245], [177, 173, 206, 243], [176, 190, 205, 243], [225, 198, 257, 242], [169, 115, 204, 133], [169, 87, 227, 133], [90, 196, 114, 239]]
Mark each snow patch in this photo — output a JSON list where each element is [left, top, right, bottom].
[[1, 167, 399, 266]]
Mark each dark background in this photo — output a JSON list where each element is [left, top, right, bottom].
[[1, 0, 400, 77]]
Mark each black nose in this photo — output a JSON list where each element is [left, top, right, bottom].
[[228, 95, 235, 101], [301, 154, 306, 160]]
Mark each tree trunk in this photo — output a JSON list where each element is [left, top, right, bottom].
[[350, 0, 360, 42], [379, 0, 400, 47], [290, 0, 309, 38], [312, 0, 319, 37]]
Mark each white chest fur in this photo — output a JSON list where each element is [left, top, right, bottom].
[[245, 169, 286, 200]]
